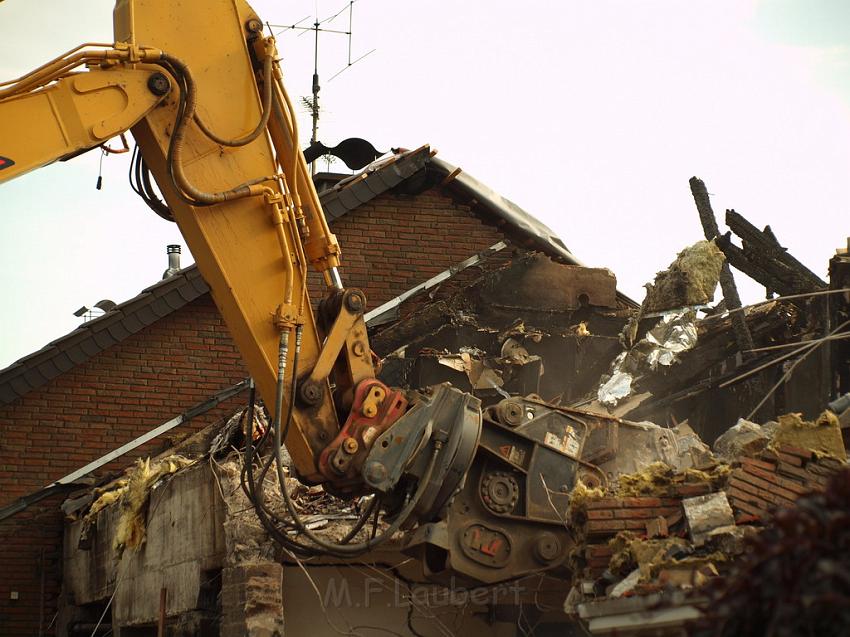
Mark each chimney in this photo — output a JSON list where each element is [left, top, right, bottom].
[[162, 244, 181, 279]]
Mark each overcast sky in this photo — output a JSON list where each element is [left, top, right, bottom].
[[1, 0, 848, 367]]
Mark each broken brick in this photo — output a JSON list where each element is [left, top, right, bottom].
[[775, 444, 814, 461], [775, 451, 804, 467], [646, 516, 669, 538], [672, 483, 713, 497], [740, 457, 778, 473]]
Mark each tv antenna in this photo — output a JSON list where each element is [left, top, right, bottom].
[[270, 1, 376, 174]]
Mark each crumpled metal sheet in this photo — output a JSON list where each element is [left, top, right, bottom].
[[645, 311, 699, 370], [598, 352, 633, 407], [598, 311, 698, 407]]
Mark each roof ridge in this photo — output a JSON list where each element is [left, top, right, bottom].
[[0, 268, 210, 405]]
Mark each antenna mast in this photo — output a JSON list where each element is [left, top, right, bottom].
[[271, 1, 375, 175]]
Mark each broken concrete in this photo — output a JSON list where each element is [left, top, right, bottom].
[[712, 418, 772, 462], [682, 492, 735, 546]]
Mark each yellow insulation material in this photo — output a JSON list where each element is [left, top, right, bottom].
[[113, 455, 194, 556], [642, 240, 725, 312], [617, 461, 730, 497], [771, 411, 847, 461], [81, 455, 194, 557]]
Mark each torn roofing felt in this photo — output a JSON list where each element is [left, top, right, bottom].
[[321, 145, 583, 268], [0, 142, 633, 404]]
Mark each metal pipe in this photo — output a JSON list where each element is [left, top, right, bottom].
[[275, 75, 335, 244], [329, 266, 343, 290], [0, 44, 113, 89], [271, 199, 295, 306], [162, 244, 181, 279]]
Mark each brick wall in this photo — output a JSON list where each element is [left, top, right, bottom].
[[0, 184, 511, 636], [310, 186, 507, 310], [0, 295, 248, 635]]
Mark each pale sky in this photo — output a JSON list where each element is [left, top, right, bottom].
[[1, 0, 848, 367]]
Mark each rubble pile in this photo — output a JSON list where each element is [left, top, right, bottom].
[[366, 198, 850, 633], [66, 408, 371, 559], [58, 180, 850, 634], [726, 446, 845, 520], [696, 467, 850, 637], [563, 407, 849, 635]]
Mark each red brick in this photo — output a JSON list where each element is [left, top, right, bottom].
[[775, 444, 814, 461], [775, 452, 804, 467], [656, 506, 681, 517], [734, 469, 799, 501], [776, 462, 815, 482], [588, 557, 611, 569], [732, 500, 767, 519], [729, 475, 761, 498], [742, 465, 808, 497], [727, 486, 770, 511], [587, 520, 626, 534], [614, 508, 657, 519], [620, 497, 663, 508], [740, 457, 777, 473], [586, 498, 624, 509], [586, 545, 615, 558], [672, 483, 713, 497]]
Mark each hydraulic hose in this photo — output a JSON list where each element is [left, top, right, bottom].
[[193, 53, 274, 148], [274, 423, 443, 556], [158, 54, 272, 205]]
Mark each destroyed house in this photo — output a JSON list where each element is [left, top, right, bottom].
[[4, 146, 848, 636], [0, 144, 620, 636]]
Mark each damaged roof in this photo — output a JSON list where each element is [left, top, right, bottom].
[[320, 145, 584, 266], [0, 143, 601, 404]]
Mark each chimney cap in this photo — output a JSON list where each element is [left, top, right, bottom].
[[163, 245, 182, 279]]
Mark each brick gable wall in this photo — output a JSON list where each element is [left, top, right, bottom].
[[0, 295, 248, 634], [309, 186, 507, 309], [0, 183, 511, 635]]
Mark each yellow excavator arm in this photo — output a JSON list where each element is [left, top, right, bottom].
[[0, 0, 598, 584], [1, 2, 368, 485]]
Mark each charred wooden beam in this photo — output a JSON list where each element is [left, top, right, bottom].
[[726, 209, 827, 292], [715, 232, 786, 296], [739, 241, 812, 296], [689, 177, 754, 354]]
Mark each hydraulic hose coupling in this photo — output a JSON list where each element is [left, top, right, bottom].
[[259, 185, 279, 200], [110, 42, 163, 64], [277, 333, 289, 379]]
